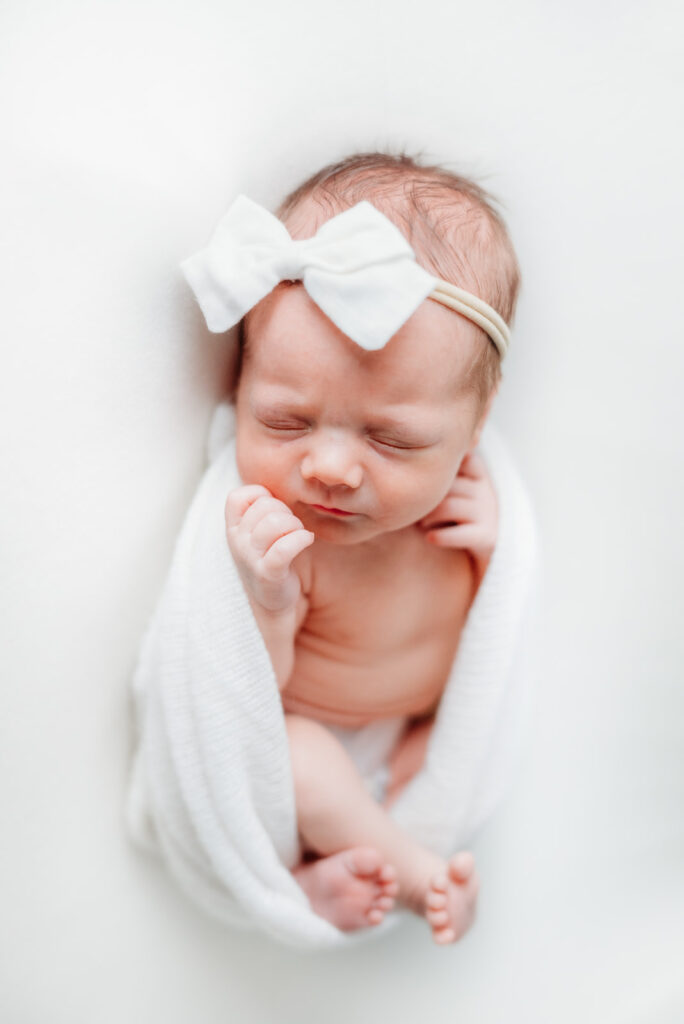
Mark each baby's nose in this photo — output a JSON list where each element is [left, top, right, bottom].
[[300, 443, 363, 490]]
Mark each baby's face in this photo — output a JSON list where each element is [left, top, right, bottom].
[[235, 282, 488, 548]]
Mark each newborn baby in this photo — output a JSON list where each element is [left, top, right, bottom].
[[208, 153, 519, 944]]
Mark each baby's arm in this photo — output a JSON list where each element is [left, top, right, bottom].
[[225, 485, 313, 688], [247, 601, 302, 689]]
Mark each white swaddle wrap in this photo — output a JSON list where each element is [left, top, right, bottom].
[[125, 402, 539, 948]]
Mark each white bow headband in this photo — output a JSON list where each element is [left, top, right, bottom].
[[181, 194, 511, 358]]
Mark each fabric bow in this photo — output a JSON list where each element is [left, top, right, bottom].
[[181, 194, 441, 352]]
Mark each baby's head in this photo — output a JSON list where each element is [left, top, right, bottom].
[[232, 150, 521, 546]]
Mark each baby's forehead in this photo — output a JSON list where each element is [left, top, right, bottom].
[[246, 279, 478, 401], [255, 274, 475, 358]]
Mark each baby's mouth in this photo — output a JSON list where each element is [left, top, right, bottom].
[[309, 504, 357, 517]]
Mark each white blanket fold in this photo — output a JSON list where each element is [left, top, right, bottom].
[[126, 403, 539, 948]]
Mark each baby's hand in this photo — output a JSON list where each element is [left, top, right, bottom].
[[225, 485, 315, 613], [418, 451, 498, 571]]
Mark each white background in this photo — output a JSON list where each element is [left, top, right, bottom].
[[1, 1, 683, 1021]]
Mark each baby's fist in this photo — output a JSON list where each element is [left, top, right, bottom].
[[225, 485, 315, 613]]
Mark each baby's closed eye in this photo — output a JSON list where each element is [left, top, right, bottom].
[[367, 434, 426, 450], [252, 405, 438, 454], [258, 419, 307, 432]]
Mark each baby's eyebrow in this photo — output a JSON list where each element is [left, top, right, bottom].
[[250, 398, 310, 419], [369, 421, 435, 444], [365, 413, 428, 434], [357, 405, 444, 437]]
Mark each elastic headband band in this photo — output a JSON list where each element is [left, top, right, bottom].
[[428, 281, 510, 358]]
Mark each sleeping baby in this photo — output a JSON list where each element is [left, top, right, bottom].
[[181, 150, 520, 944]]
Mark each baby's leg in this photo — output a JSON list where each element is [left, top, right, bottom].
[[286, 713, 479, 943]]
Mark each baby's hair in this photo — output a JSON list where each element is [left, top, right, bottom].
[[234, 149, 521, 414]]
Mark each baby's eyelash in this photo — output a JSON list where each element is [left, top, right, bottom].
[[260, 421, 307, 432], [259, 421, 420, 451], [371, 437, 415, 450], [366, 430, 429, 450]]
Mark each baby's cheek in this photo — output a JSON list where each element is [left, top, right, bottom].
[[236, 439, 294, 505], [399, 465, 453, 516], [383, 486, 438, 529], [235, 435, 270, 486], [234, 435, 255, 486]]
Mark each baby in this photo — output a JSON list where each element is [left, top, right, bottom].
[[202, 152, 520, 944]]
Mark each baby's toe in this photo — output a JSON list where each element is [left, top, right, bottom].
[[433, 927, 456, 945], [426, 888, 447, 912], [448, 851, 475, 883], [426, 907, 449, 928], [378, 864, 399, 897], [373, 895, 395, 912], [367, 908, 384, 926], [345, 848, 384, 878]]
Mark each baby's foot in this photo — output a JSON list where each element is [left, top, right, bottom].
[[424, 851, 480, 945], [292, 846, 399, 931]]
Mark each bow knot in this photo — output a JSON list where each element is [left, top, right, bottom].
[[270, 236, 334, 280]]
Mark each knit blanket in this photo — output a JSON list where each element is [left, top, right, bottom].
[[125, 402, 539, 948]]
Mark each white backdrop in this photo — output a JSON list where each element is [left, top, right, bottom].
[[2, 1, 683, 1021]]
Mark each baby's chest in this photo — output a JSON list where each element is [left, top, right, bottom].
[[308, 552, 458, 648], [285, 540, 476, 724]]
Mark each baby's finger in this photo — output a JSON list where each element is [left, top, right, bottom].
[[457, 451, 487, 480], [261, 528, 315, 577], [425, 523, 484, 549], [240, 494, 293, 532], [420, 497, 475, 529], [250, 510, 305, 553], [448, 475, 480, 499], [225, 485, 272, 528]]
